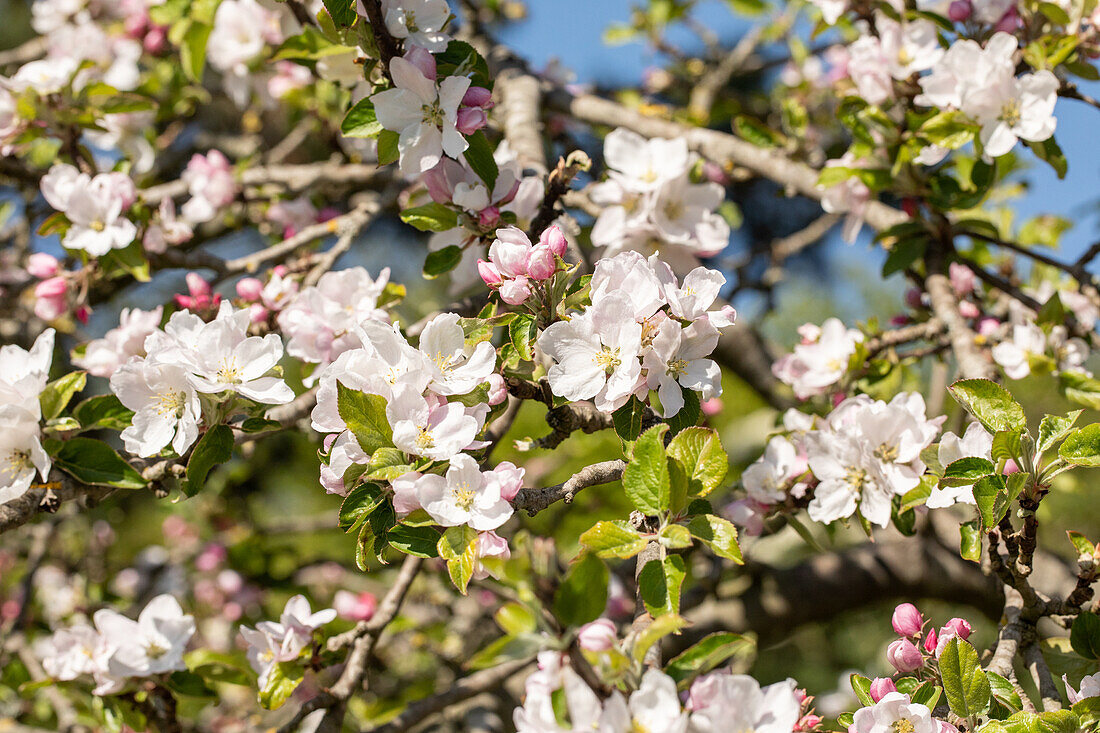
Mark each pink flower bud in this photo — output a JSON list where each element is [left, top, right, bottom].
[[905, 288, 924, 309], [577, 619, 617, 652], [923, 627, 938, 653], [462, 86, 493, 108], [527, 244, 556, 280], [947, 0, 972, 19], [701, 397, 723, 415], [1004, 458, 1020, 474], [486, 373, 507, 406], [796, 714, 822, 732], [949, 262, 976, 296], [144, 25, 167, 53], [27, 253, 59, 279], [995, 6, 1022, 33], [491, 461, 524, 501], [539, 224, 568, 257], [186, 272, 212, 298], [701, 160, 730, 186], [34, 275, 67, 299], [943, 617, 972, 640], [891, 603, 923, 636], [869, 677, 897, 702], [978, 317, 1000, 336], [74, 304, 91, 324], [499, 276, 531, 305], [334, 590, 378, 621], [477, 206, 501, 230], [248, 303, 269, 323], [195, 543, 227, 572], [890, 315, 911, 326], [404, 47, 437, 81], [422, 164, 452, 204], [273, 264, 289, 277], [456, 107, 489, 136], [886, 638, 923, 673], [958, 301, 980, 319], [477, 259, 502, 286], [216, 569, 243, 595], [34, 277, 68, 320], [236, 277, 263, 301]]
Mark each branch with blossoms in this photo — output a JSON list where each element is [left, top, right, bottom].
[[6, 0, 1100, 729]]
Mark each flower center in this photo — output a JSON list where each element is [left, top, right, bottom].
[[155, 389, 186, 418], [874, 442, 899, 462], [664, 199, 684, 221], [432, 350, 457, 374], [217, 357, 243, 384], [0, 449, 30, 483], [145, 639, 168, 660], [415, 427, 435, 450], [640, 318, 660, 348], [844, 465, 868, 492], [422, 100, 444, 127], [452, 481, 476, 511], [1000, 98, 1022, 127], [90, 220, 106, 232], [666, 358, 688, 377], [892, 721, 916, 733], [405, 9, 419, 32], [593, 346, 621, 374]]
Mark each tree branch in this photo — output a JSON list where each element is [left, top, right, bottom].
[[510, 460, 627, 516]]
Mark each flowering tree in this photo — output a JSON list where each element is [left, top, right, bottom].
[[4, 0, 1100, 730]]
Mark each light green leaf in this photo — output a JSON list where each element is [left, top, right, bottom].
[[623, 424, 670, 515], [579, 521, 648, 559], [948, 379, 1027, 434], [666, 427, 727, 497], [336, 382, 393, 455], [686, 514, 742, 564], [554, 552, 609, 626], [939, 637, 991, 717]]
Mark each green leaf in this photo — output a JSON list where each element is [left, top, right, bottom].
[[184, 649, 253, 686], [185, 424, 233, 496], [40, 371, 86, 421], [973, 473, 1024, 531], [939, 636, 991, 717], [733, 115, 785, 148], [435, 40, 492, 90], [509, 313, 537, 361], [960, 520, 982, 562], [579, 520, 648, 559], [632, 613, 686, 662], [341, 97, 383, 138], [258, 661, 304, 710], [339, 481, 385, 533], [51, 437, 146, 489], [495, 602, 537, 635], [1071, 611, 1100, 660], [623, 424, 670, 515], [1028, 137, 1068, 179], [1038, 411, 1082, 455], [882, 237, 927, 277], [400, 202, 459, 232], [940, 456, 995, 486], [181, 22, 212, 82], [663, 632, 755, 687], [322, 0, 355, 27], [387, 524, 440, 558], [273, 26, 357, 60], [613, 397, 647, 442], [910, 680, 942, 710], [1060, 424, 1100, 467], [949, 379, 1027, 434], [423, 245, 463, 279], [554, 552, 609, 626], [666, 427, 727, 497], [463, 130, 498, 189], [1002, 711, 1080, 733], [987, 671, 1023, 714], [377, 129, 399, 165], [686, 514, 742, 563], [366, 446, 411, 481], [166, 669, 216, 698], [337, 382, 393, 455], [1067, 531, 1096, 557], [919, 109, 976, 149], [638, 555, 686, 617], [665, 389, 702, 436], [851, 673, 875, 706], [438, 525, 479, 594]]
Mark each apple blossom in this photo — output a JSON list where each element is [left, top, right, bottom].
[[886, 639, 923, 673], [577, 619, 617, 652], [742, 436, 807, 505], [93, 594, 195, 678], [40, 164, 137, 256], [687, 672, 802, 733], [928, 422, 993, 508], [388, 386, 479, 461], [642, 317, 722, 416], [400, 453, 513, 530], [1065, 672, 1100, 704], [891, 603, 923, 636], [417, 312, 497, 396], [181, 150, 238, 224], [74, 306, 163, 378], [111, 359, 203, 457], [378, 0, 451, 52]]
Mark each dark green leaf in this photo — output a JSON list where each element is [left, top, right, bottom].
[[554, 553, 609, 626], [185, 424, 233, 496], [51, 437, 147, 489]]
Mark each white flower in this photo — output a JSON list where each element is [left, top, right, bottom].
[[603, 669, 689, 733], [402, 453, 514, 530], [589, 251, 666, 322], [371, 54, 471, 176], [275, 594, 338, 637], [75, 306, 163, 378], [650, 176, 730, 257], [967, 70, 1058, 159], [851, 692, 938, 733], [40, 164, 137, 256], [539, 292, 644, 412], [380, 0, 451, 52], [207, 0, 277, 74], [642, 318, 721, 417], [772, 317, 863, 399], [992, 322, 1046, 379], [111, 359, 202, 458], [417, 312, 497, 396], [687, 673, 802, 733], [916, 34, 1017, 110], [9, 57, 80, 94], [0, 327, 55, 416], [388, 386, 478, 461], [602, 128, 690, 193], [928, 422, 993, 508], [38, 624, 104, 681], [742, 435, 805, 505], [819, 155, 872, 243], [0, 406, 51, 506], [240, 595, 335, 686], [239, 625, 287, 687], [847, 36, 893, 106], [94, 594, 195, 678], [809, 0, 847, 23], [1064, 672, 1100, 704], [185, 304, 294, 404], [876, 14, 944, 80]]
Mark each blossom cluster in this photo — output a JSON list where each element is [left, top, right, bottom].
[[479, 225, 568, 304], [737, 393, 944, 530], [40, 164, 137, 257], [514, 651, 810, 733], [36, 594, 195, 695], [110, 300, 293, 458], [591, 128, 731, 272], [538, 251, 737, 415], [772, 318, 864, 400], [238, 595, 335, 687], [0, 330, 55, 505]]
